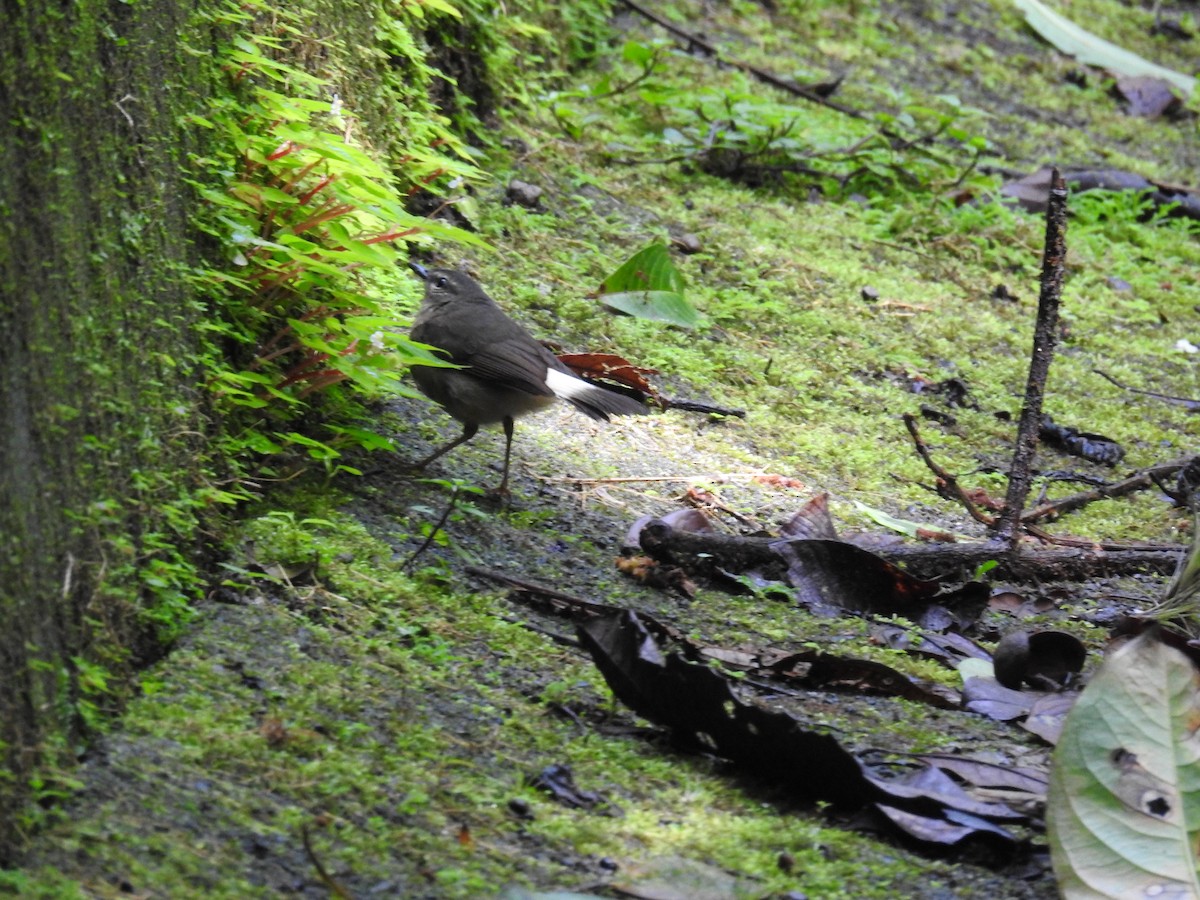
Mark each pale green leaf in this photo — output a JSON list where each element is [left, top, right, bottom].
[[1013, 0, 1195, 96], [598, 242, 700, 328], [601, 290, 701, 329], [852, 500, 974, 542], [1047, 631, 1200, 898]]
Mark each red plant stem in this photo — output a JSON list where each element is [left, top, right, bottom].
[[251, 342, 304, 369], [296, 173, 336, 206], [254, 305, 331, 360], [277, 365, 332, 390], [279, 159, 321, 192], [362, 227, 420, 245], [298, 373, 348, 397], [419, 167, 446, 186], [267, 140, 296, 161], [290, 203, 354, 234]]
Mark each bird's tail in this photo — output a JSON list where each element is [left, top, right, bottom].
[[545, 369, 648, 421]]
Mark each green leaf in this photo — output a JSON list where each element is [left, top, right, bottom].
[[1047, 630, 1200, 898], [598, 242, 699, 328], [1013, 0, 1195, 96], [600, 241, 685, 294], [622, 40, 656, 66], [241, 431, 284, 454], [326, 426, 396, 453], [600, 291, 702, 329], [852, 500, 974, 541]]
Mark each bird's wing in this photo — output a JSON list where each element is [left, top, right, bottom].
[[457, 337, 558, 397]]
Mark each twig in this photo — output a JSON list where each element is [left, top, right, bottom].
[[61, 552, 75, 601], [400, 486, 462, 570], [995, 168, 1068, 547], [618, 0, 865, 120], [662, 396, 747, 417], [465, 565, 617, 613], [497, 615, 581, 648], [301, 824, 352, 899], [1020, 458, 1192, 524], [902, 414, 995, 526], [1021, 523, 1175, 553], [684, 487, 760, 530], [1093, 369, 1200, 412], [541, 473, 777, 485]]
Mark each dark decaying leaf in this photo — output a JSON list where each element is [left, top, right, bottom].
[[962, 675, 1079, 745], [1039, 415, 1125, 466], [771, 538, 987, 623], [754, 648, 961, 709], [920, 404, 957, 428], [1000, 166, 1200, 221], [912, 376, 978, 410], [1021, 692, 1077, 745], [875, 805, 1015, 846], [962, 676, 1040, 722], [577, 610, 869, 806], [525, 763, 622, 817], [873, 625, 993, 665], [988, 591, 1058, 617], [916, 603, 958, 633], [577, 610, 1026, 850], [696, 643, 959, 709], [777, 492, 839, 540], [918, 754, 1049, 799], [1112, 75, 1183, 118], [771, 538, 941, 615], [865, 763, 1024, 822]]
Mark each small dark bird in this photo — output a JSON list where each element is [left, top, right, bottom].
[[408, 263, 647, 493]]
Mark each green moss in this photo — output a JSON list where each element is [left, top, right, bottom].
[[12, 491, 1039, 894]]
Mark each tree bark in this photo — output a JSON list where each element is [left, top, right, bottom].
[[0, 1, 213, 860]]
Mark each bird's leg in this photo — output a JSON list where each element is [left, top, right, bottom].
[[411, 422, 479, 469], [496, 416, 515, 496]]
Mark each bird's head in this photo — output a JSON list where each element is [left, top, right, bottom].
[[409, 263, 488, 310]]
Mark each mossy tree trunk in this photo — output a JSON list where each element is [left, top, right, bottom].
[[0, 1, 215, 861]]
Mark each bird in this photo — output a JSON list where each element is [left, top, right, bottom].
[[407, 263, 648, 493]]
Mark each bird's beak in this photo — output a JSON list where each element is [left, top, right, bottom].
[[409, 261, 429, 280]]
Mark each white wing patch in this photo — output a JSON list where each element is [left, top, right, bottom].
[[545, 368, 596, 401]]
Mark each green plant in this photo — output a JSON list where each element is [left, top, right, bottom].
[[546, 39, 991, 200], [189, 0, 488, 491], [402, 478, 489, 570]]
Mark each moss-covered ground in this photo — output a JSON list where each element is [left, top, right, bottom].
[[6, 0, 1199, 896]]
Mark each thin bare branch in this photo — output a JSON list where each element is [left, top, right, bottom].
[[995, 167, 1068, 546]]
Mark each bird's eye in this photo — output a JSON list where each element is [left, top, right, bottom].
[[434, 275, 449, 289]]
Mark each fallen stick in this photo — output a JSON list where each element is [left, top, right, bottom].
[[637, 519, 1180, 583]]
